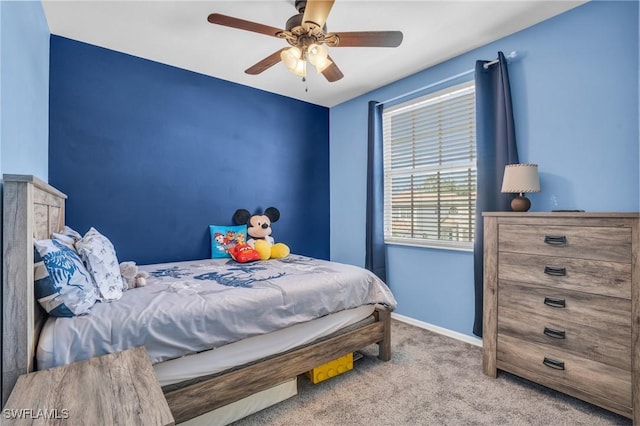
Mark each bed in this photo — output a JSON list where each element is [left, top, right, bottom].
[[1, 174, 396, 423]]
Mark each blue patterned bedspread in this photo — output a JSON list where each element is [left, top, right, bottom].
[[38, 255, 396, 369]]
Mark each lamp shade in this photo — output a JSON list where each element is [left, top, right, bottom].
[[501, 163, 540, 194]]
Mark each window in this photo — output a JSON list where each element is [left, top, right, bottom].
[[382, 81, 476, 251]]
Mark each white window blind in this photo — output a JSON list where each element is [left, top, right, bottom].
[[382, 81, 476, 250]]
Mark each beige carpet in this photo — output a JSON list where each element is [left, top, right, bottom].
[[232, 319, 630, 425]]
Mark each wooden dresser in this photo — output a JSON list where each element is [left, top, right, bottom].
[[482, 212, 639, 422]]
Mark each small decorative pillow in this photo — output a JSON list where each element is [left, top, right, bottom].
[[75, 227, 125, 301], [210, 225, 247, 258], [34, 239, 98, 316], [52, 225, 83, 249]]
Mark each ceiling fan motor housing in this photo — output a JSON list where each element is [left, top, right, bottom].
[[285, 13, 304, 32], [295, 0, 307, 13]]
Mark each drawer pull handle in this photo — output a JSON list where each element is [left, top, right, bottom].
[[543, 357, 565, 370], [543, 327, 566, 339], [544, 266, 567, 276], [544, 235, 567, 245], [544, 297, 566, 308]]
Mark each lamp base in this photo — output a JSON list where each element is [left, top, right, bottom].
[[511, 195, 531, 212]]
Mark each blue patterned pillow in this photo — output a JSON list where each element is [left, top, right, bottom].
[[210, 225, 247, 258], [34, 239, 98, 316]]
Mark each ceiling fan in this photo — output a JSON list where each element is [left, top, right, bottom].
[[207, 0, 403, 83]]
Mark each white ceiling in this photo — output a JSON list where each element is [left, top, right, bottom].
[[42, 0, 586, 107]]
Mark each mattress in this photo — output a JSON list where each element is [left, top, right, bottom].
[[37, 255, 396, 371]]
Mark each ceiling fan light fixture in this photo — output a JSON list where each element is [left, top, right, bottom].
[[280, 46, 302, 69], [208, 1, 402, 83], [290, 58, 307, 77], [307, 43, 328, 66], [313, 56, 333, 73]]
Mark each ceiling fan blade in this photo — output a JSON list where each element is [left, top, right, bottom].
[[245, 49, 287, 75], [321, 56, 344, 82], [208, 13, 283, 37], [332, 31, 403, 47], [302, 0, 335, 29]]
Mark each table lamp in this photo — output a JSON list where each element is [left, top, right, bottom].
[[501, 163, 540, 212]]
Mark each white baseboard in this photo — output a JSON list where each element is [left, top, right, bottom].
[[391, 313, 482, 347]]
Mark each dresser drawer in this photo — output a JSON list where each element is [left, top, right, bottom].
[[499, 252, 631, 298], [497, 334, 632, 410], [498, 224, 632, 263], [498, 304, 631, 370], [497, 281, 631, 330]]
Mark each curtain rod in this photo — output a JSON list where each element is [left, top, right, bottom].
[[377, 51, 518, 106], [376, 68, 474, 106], [483, 50, 518, 68]]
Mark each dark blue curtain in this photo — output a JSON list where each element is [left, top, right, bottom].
[[365, 100, 387, 282], [473, 52, 519, 337]]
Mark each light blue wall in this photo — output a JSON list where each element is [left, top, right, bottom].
[[0, 0, 50, 180], [330, 1, 639, 337], [0, 0, 50, 387]]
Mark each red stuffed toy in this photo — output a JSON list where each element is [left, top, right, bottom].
[[229, 243, 261, 263]]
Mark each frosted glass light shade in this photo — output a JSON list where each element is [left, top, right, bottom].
[[290, 59, 306, 77], [280, 47, 302, 69], [307, 43, 333, 73], [307, 43, 328, 66], [313, 56, 333, 73]]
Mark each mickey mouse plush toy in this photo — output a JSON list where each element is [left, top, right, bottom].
[[233, 207, 290, 260]]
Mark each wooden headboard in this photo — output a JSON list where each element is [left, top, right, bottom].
[[2, 174, 67, 406]]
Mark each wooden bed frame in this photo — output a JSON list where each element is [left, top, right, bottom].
[[1, 174, 393, 423]]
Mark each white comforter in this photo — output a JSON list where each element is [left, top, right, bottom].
[[37, 255, 396, 370]]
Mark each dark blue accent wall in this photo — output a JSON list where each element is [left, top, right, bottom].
[[49, 36, 329, 265]]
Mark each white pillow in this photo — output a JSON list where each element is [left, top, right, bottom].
[[75, 227, 125, 301], [34, 239, 98, 316], [52, 225, 83, 249]]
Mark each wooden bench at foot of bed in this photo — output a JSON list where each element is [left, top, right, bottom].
[[163, 307, 392, 424]]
